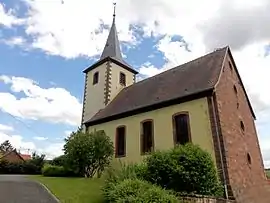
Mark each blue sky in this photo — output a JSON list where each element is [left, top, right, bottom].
[[0, 0, 270, 167]]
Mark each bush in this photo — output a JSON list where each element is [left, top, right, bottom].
[[103, 161, 148, 197], [0, 160, 40, 174], [104, 178, 179, 202], [64, 129, 114, 178], [144, 143, 223, 197], [41, 164, 77, 177]]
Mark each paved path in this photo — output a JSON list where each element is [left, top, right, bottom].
[[0, 175, 59, 203]]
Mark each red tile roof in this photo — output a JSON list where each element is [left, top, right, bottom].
[[20, 154, 31, 161]]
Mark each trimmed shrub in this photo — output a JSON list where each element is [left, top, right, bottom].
[[41, 164, 76, 177], [144, 143, 223, 197], [104, 178, 179, 202]]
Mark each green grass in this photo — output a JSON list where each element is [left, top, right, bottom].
[[29, 175, 104, 203]]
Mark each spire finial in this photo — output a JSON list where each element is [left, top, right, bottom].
[[113, 2, 116, 22]]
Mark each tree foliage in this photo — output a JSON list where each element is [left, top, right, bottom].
[[30, 152, 46, 171], [144, 143, 223, 196], [0, 140, 14, 152], [63, 129, 114, 178], [104, 178, 179, 203]]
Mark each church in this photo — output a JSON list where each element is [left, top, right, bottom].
[[81, 10, 270, 203]]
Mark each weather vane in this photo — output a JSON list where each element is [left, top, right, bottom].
[[113, 2, 116, 19]]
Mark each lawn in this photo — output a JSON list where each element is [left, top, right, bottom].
[[29, 176, 104, 203]]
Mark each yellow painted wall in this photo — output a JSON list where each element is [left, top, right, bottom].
[[109, 62, 135, 101], [88, 97, 216, 164], [83, 63, 107, 123]]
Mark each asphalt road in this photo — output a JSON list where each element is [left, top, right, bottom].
[[0, 175, 59, 203]]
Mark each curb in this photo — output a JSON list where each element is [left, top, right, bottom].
[[34, 181, 60, 203]]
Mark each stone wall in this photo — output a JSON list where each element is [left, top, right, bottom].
[[213, 49, 270, 203]]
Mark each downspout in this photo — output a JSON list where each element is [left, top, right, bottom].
[[211, 95, 229, 199]]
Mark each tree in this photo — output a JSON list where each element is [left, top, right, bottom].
[[0, 140, 14, 152], [28, 152, 46, 172], [64, 129, 114, 178]]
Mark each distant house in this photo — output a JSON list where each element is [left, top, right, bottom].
[[0, 149, 31, 163], [0, 149, 25, 163], [20, 154, 31, 161]]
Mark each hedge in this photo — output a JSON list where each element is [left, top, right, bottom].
[[0, 160, 41, 174], [41, 164, 79, 177]]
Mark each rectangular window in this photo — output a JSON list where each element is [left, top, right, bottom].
[[116, 126, 126, 157], [93, 72, 99, 85], [173, 113, 191, 145], [141, 120, 154, 154], [119, 72, 126, 86]]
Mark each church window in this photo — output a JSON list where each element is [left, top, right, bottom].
[[119, 72, 126, 86], [247, 153, 252, 165], [240, 120, 245, 132], [93, 72, 99, 85], [141, 120, 154, 154], [172, 112, 191, 145], [233, 85, 238, 95], [115, 126, 126, 157]]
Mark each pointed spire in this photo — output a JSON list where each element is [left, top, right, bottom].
[[100, 2, 123, 60]]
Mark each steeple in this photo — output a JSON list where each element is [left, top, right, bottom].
[[100, 3, 122, 60]]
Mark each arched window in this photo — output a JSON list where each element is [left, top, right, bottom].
[[141, 119, 154, 154], [172, 112, 191, 145], [115, 126, 126, 157], [93, 72, 99, 85]]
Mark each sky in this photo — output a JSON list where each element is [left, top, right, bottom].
[[0, 0, 270, 166]]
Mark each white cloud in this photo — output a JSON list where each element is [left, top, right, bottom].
[[0, 75, 82, 126], [0, 3, 24, 27], [2, 37, 26, 46], [33, 136, 48, 141], [0, 124, 14, 132], [39, 142, 64, 160], [0, 123, 64, 159], [0, 127, 36, 152]]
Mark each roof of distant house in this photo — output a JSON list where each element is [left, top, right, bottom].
[[20, 154, 31, 161]]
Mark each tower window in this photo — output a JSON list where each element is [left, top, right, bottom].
[[115, 126, 126, 157], [141, 120, 154, 154], [172, 112, 191, 145], [119, 72, 126, 86], [93, 72, 99, 85]]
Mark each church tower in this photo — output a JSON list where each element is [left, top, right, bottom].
[[81, 4, 138, 126]]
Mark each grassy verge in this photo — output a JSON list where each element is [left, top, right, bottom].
[[29, 175, 104, 203]]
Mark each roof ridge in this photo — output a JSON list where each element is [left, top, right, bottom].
[[124, 46, 228, 90]]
